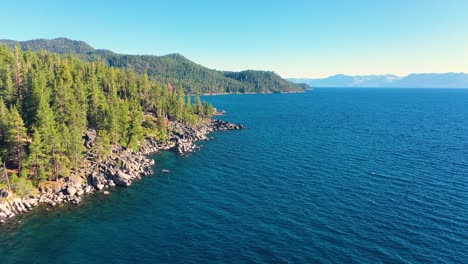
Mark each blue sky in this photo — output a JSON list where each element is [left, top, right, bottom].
[[1, 0, 467, 78]]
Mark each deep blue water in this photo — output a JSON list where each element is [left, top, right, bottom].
[[1, 88, 468, 263]]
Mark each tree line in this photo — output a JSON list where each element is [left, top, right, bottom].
[[0, 38, 305, 95]]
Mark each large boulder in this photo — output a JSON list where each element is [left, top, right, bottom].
[[108, 180, 116, 187], [12, 198, 26, 213], [91, 172, 107, 188], [64, 186, 77, 196], [84, 129, 97, 149], [113, 170, 132, 186], [84, 185, 94, 193], [0, 203, 12, 218]]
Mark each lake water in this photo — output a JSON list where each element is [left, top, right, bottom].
[[1, 89, 467, 263]]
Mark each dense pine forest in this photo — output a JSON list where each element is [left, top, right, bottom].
[[0, 45, 213, 196], [0, 38, 307, 94]]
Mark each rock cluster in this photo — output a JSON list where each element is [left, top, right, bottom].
[[213, 109, 226, 116], [0, 118, 243, 224], [211, 119, 244, 131]]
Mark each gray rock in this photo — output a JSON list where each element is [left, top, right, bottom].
[[23, 201, 31, 209], [96, 183, 105, 190], [71, 197, 82, 205], [29, 199, 38, 207], [12, 198, 26, 213], [84, 185, 94, 193], [113, 170, 131, 186], [65, 186, 77, 196], [84, 129, 97, 149], [91, 172, 106, 187], [108, 180, 116, 187], [76, 188, 84, 196]]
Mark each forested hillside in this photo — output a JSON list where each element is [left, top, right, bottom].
[[0, 38, 305, 94], [1, 38, 95, 54], [0, 45, 212, 195], [222, 70, 303, 93]]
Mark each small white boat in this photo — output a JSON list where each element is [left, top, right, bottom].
[[162, 169, 170, 173]]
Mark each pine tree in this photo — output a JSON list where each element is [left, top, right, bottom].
[[194, 92, 202, 115], [175, 86, 185, 122], [87, 71, 107, 130], [117, 99, 129, 145], [13, 45, 24, 108], [22, 69, 47, 128], [0, 99, 8, 159], [28, 129, 46, 184], [93, 130, 111, 166], [0, 66, 15, 106], [0, 44, 217, 187], [6, 106, 27, 173], [67, 100, 86, 173], [35, 95, 63, 180], [126, 100, 144, 150], [139, 71, 151, 108]]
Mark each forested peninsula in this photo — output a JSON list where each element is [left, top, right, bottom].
[[0, 38, 308, 94], [0, 45, 243, 222]]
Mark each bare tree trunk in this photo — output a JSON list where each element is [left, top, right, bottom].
[[3, 162, 12, 193], [14, 45, 23, 103]]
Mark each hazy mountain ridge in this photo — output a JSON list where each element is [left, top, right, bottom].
[[0, 38, 305, 94], [289, 73, 468, 88], [1, 37, 95, 54]]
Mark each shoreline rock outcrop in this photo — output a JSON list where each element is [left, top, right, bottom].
[[0, 118, 243, 224]]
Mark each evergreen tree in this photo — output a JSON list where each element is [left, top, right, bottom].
[[175, 86, 185, 122], [126, 100, 144, 150], [35, 94, 63, 180], [28, 129, 46, 183], [0, 99, 8, 159], [0, 66, 15, 106], [0, 44, 216, 190], [13, 45, 25, 108], [194, 93, 202, 115], [93, 130, 111, 166], [6, 106, 27, 173]]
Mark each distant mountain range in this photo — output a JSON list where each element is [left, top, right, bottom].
[[289, 73, 468, 88], [0, 38, 306, 94]]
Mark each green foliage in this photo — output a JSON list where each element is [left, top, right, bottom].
[[0, 38, 95, 54], [0, 99, 8, 158], [28, 129, 47, 183], [0, 44, 214, 189], [5, 106, 27, 172], [125, 100, 144, 150], [0, 38, 304, 94], [10, 173, 37, 197], [98, 54, 303, 94], [222, 70, 301, 93], [93, 130, 111, 164]]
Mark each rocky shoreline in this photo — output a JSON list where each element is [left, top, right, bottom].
[[0, 118, 243, 224]]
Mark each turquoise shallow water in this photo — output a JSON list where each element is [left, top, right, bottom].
[[1, 88, 468, 263]]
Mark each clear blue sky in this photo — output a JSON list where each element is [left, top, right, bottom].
[[1, 0, 467, 78]]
